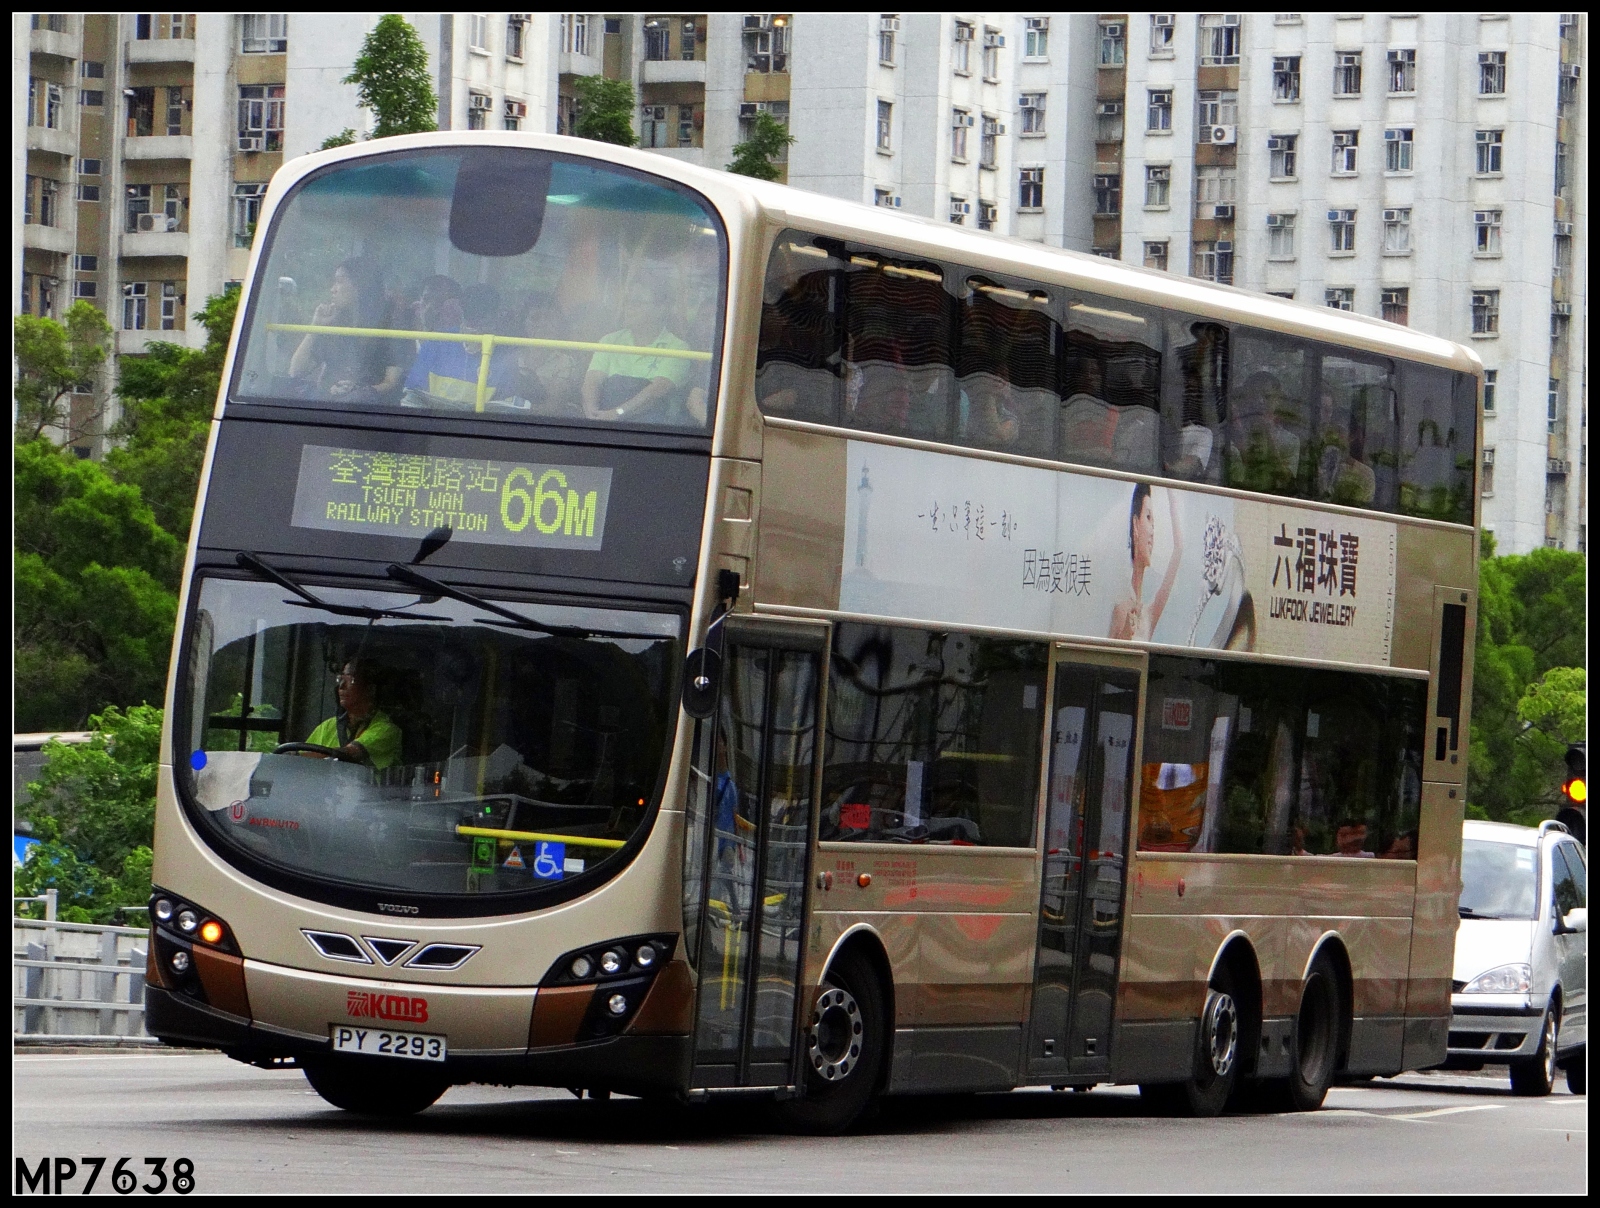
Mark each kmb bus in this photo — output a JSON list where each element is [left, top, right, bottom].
[[147, 132, 1478, 1130]]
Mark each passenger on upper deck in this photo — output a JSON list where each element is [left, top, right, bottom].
[[961, 378, 1021, 448], [1315, 387, 1378, 505], [304, 658, 402, 771], [401, 285, 518, 409], [287, 257, 408, 401], [1224, 371, 1303, 494], [581, 275, 692, 423]]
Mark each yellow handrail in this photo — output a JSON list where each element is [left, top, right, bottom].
[[455, 825, 625, 851]]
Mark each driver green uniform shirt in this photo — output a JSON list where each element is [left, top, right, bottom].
[[306, 710, 402, 771]]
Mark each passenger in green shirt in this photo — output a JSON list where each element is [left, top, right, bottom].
[[581, 276, 692, 423], [304, 659, 402, 771]]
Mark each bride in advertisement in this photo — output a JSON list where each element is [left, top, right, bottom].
[[1109, 482, 1182, 642]]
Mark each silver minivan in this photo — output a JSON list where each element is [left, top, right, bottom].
[[1449, 820, 1587, 1094]]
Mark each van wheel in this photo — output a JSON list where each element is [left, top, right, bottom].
[[302, 1056, 448, 1116], [1140, 965, 1240, 1117], [1561, 1046, 1585, 1095], [1275, 953, 1341, 1112], [774, 948, 886, 1135], [1510, 1007, 1558, 1097]]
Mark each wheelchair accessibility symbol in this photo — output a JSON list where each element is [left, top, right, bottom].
[[531, 841, 566, 881]]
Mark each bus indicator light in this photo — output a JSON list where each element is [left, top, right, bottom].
[[198, 920, 224, 945]]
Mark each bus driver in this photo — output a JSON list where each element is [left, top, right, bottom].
[[304, 659, 402, 770]]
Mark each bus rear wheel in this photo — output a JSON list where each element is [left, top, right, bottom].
[[1276, 954, 1341, 1112], [301, 1056, 448, 1117], [1141, 965, 1240, 1117], [775, 948, 886, 1135]]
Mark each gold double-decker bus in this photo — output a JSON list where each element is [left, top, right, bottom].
[[148, 133, 1479, 1130]]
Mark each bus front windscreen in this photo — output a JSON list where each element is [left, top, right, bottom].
[[178, 576, 680, 905], [233, 146, 724, 431]]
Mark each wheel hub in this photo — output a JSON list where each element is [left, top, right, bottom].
[[807, 987, 864, 1081], [1203, 990, 1239, 1078]]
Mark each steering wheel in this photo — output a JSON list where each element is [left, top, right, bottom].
[[273, 742, 344, 757]]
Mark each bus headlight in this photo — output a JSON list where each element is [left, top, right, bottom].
[[177, 909, 199, 933], [171, 950, 191, 974], [1462, 963, 1531, 994], [600, 949, 625, 975], [570, 955, 594, 980], [634, 944, 656, 969], [153, 898, 175, 922], [606, 993, 629, 1016]]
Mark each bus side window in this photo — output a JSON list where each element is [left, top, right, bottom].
[[1059, 294, 1161, 473], [1397, 363, 1471, 523], [1315, 354, 1397, 510], [957, 277, 1058, 458], [1225, 330, 1312, 499], [1160, 317, 1229, 484], [840, 253, 954, 443], [755, 235, 841, 424]]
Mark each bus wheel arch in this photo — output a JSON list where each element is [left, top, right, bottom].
[[1207, 933, 1264, 1080], [1303, 933, 1354, 1075]]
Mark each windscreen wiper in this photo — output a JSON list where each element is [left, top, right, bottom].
[[236, 552, 448, 622], [384, 563, 658, 642]]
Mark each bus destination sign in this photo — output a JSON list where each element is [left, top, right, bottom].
[[289, 444, 612, 551]]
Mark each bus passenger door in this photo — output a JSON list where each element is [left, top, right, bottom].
[[687, 623, 824, 1091], [1026, 650, 1142, 1081]]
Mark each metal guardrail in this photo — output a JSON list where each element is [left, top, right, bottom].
[[14, 900, 153, 1041]]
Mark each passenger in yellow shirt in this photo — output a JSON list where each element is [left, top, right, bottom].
[[304, 659, 402, 771], [581, 277, 692, 423]]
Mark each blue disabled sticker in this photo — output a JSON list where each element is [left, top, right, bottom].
[[531, 841, 566, 881], [190, 750, 208, 771]]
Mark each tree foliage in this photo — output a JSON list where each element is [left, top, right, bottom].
[[343, 14, 438, 139], [1468, 536, 1587, 826], [320, 127, 359, 150], [14, 301, 113, 443], [573, 75, 638, 146], [15, 706, 162, 923], [727, 111, 796, 181]]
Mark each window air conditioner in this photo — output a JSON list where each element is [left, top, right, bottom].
[[504, 100, 527, 118], [1555, 221, 1574, 236], [239, 135, 263, 152], [1203, 125, 1237, 145], [1102, 23, 1124, 38], [1213, 204, 1235, 220], [744, 14, 769, 30], [955, 24, 974, 41], [995, 123, 1006, 135], [983, 32, 1004, 48], [739, 102, 759, 117], [1328, 210, 1344, 222], [136, 212, 160, 233], [892, 196, 902, 207], [881, 17, 900, 33], [1266, 135, 1288, 150], [1096, 101, 1122, 116], [952, 201, 971, 216], [1027, 16, 1049, 31], [958, 113, 975, 126], [1552, 302, 1572, 316], [1153, 14, 1174, 27], [469, 93, 492, 111], [1215, 240, 1233, 252], [1560, 64, 1581, 79], [1222, 13, 1240, 25]]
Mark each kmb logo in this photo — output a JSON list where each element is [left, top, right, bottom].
[[346, 991, 429, 1023]]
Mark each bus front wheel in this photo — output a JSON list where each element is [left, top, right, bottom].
[[302, 1056, 448, 1117], [1141, 965, 1240, 1117], [775, 947, 887, 1135]]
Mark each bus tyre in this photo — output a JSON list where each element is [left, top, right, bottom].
[[1509, 1006, 1558, 1097], [776, 948, 886, 1135], [1141, 966, 1240, 1117], [302, 1056, 448, 1117], [1282, 954, 1341, 1112]]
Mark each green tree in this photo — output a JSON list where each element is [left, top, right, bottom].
[[13, 301, 113, 443], [15, 706, 163, 923], [106, 286, 239, 540], [320, 127, 358, 150], [343, 14, 438, 139], [573, 75, 638, 146], [726, 111, 796, 181]]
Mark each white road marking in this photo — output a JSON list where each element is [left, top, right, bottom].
[[1388, 1104, 1505, 1120]]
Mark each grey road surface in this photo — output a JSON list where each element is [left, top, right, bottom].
[[12, 1052, 1586, 1194]]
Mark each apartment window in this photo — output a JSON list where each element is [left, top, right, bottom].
[[33, 14, 68, 33], [1150, 14, 1175, 56], [1333, 51, 1362, 96], [80, 90, 104, 107], [1094, 174, 1121, 216], [1018, 166, 1044, 209], [949, 195, 969, 225], [1388, 48, 1416, 93], [1328, 208, 1357, 253], [1554, 142, 1569, 193], [33, 178, 61, 228], [240, 14, 288, 54], [1025, 16, 1049, 59], [676, 103, 696, 147], [1383, 207, 1412, 254], [166, 86, 184, 137], [1475, 129, 1502, 175], [1559, 69, 1580, 109], [1099, 20, 1125, 65], [879, 15, 898, 66], [469, 13, 488, 52], [1325, 287, 1354, 311], [237, 85, 285, 152], [1267, 212, 1295, 258], [1474, 209, 1502, 255], [641, 104, 668, 148], [232, 183, 267, 248], [1268, 133, 1297, 178], [953, 21, 973, 73], [1198, 14, 1241, 65], [1384, 128, 1413, 172], [1095, 101, 1123, 142], [951, 109, 970, 159], [161, 282, 180, 331], [1482, 369, 1497, 414], [1197, 90, 1238, 128], [644, 19, 669, 61], [1471, 290, 1500, 335], [980, 115, 999, 169], [44, 82, 64, 129], [125, 183, 151, 233], [1145, 165, 1171, 208], [978, 201, 997, 232], [680, 17, 697, 60], [75, 183, 100, 202], [36, 276, 59, 319], [1147, 89, 1172, 132], [73, 280, 97, 300], [1193, 240, 1234, 284], [1019, 94, 1045, 136], [81, 61, 105, 80], [1195, 165, 1236, 219], [127, 86, 156, 138], [1331, 129, 1358, 174], [1272, 55, 1301, 101], [1481, 447, 1495, 494], [1144, 240, 1169, 271], [73, 254, 98, 273], [1381, 287, 1409, 325], [1547, 380, 1559, 432], [745, 21, 788, 72], [876, 100, 893, 152], [1554, 232, 1572, 275], [982, 28, 1002, 79], [123, 282, 149, 331], [1478, 50, 1505, 95], [561, 13, 591, 57], [503, 98, 526, 132], [504, 15, 525, 59]]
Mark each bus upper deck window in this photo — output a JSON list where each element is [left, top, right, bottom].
[[756, 236, 841, 425], [1160, 317, 1229, 485], [957, 277, 1057, 459], [1060, 295, 1161, 474]]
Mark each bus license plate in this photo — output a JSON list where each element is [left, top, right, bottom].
[[330, 1024, 447, 1062]]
